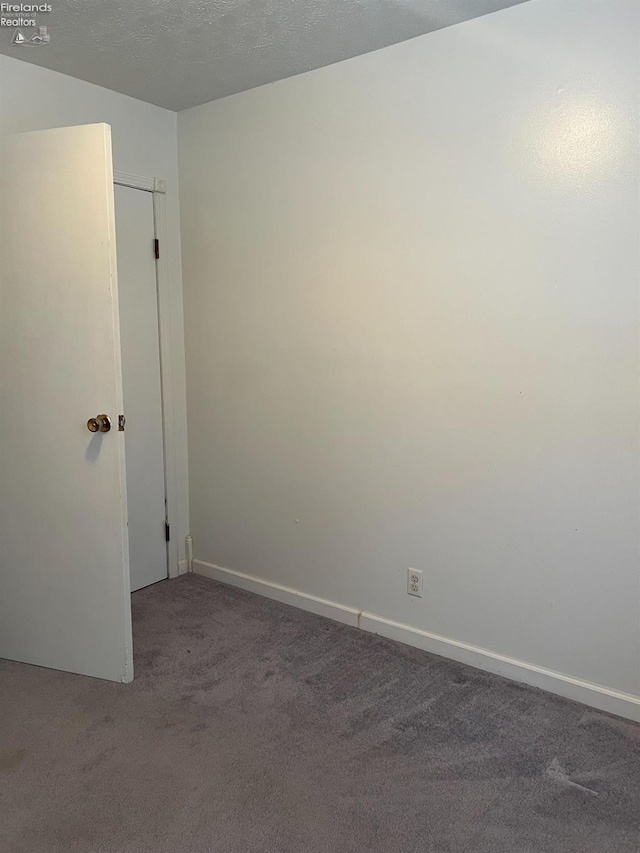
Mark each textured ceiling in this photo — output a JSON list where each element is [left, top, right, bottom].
[[0, 0, 530, 111]]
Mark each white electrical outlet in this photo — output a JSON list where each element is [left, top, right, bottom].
[[407, 568, 423, 598]]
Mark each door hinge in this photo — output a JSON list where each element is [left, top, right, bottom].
[[153, 238, 160, 260], [165, 522, 170, 542]]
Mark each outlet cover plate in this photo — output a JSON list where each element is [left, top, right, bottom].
[[407, 568, 423, 598]]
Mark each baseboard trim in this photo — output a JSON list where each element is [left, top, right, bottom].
[[360, 613, 640, 722], [193, 560, 360, 627], [169, 559, 188, 579], [193, 560, 640, 722]]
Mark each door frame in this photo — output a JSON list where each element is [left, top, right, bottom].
[[113, 170, 180, 580]]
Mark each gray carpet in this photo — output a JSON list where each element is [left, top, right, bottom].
[[1, 574, 639, 853]]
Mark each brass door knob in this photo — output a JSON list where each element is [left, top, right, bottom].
[[87, 414, 111, 433]]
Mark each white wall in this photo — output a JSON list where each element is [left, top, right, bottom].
[[0, 55, 190, 569], [179, 0, 639, 713]]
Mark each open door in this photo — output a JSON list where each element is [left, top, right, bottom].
[[0, 124, 133, 682]]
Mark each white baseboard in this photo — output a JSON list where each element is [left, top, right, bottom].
[[177, 559, 188, 576], [193, 560, 359, 627], [193, 559, 640, 723], [359, 613, 640, 722]]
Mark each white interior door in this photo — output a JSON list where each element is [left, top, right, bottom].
[[0, 124, 133, 683], [114, 184, 168, 592]]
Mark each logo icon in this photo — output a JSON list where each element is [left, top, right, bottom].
[[11, 26, 50, 46]]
